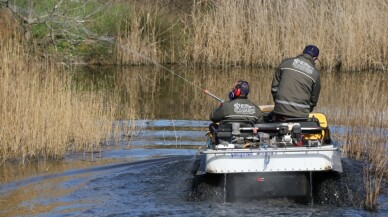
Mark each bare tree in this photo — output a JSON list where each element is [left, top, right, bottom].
[[0, 0, 114, 47]]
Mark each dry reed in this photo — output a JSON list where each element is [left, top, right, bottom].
[[0, 17, 119, 164], [184, 0, 388, 70], [107, 0, 385, 70], [115, 7, 161, 65], [114, 1, 185, 65]]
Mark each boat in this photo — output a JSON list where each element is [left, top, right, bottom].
[[196, 105, 343, 202]]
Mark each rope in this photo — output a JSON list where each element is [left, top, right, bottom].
[[262, 143, 270, 164]]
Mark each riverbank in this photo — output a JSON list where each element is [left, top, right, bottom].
[[1, 0, 387, 70]]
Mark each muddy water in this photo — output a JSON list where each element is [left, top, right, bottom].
[[0, 67, 387, 216], [0, 120, 386, 216]]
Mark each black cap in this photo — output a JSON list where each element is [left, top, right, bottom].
[[303, 45, 319, 58]]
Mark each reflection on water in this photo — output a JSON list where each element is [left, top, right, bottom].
[[0, 66, 387, 216], [73, 66, 388, 127]]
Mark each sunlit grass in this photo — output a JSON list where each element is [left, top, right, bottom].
[[3, 1, 386, 70], [95, 0, 387, 70], [0, 23, 120, 164], [183, 0, 387, 71]]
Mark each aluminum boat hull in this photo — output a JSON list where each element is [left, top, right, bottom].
[[197, 145, 342, 175]]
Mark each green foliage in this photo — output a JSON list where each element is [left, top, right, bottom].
[[31, 23, 47, 40], [2, 0, 188, 64]]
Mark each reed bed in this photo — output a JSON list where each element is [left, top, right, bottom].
[[115, 6, 161, 65], [340, 126, 387, 210], [330, 71, 388, 210], [114, 1, 185, 65], [187, 0, 388, 70], [320, 71, 387, 209], [0, 28, 118, 164], [4, 1, 386, 70], [184, 0, 388, 70], [111, 0, 388, 70]]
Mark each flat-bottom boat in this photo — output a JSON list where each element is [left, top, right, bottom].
[[197, 105, 343, 202]]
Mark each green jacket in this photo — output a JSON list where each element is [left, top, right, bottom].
[[271, 54, 321, 117], [209, 97, 263, 123]]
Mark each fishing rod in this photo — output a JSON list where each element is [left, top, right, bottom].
[[84, 29, 224, 103]]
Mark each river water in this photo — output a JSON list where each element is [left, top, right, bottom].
[[0, 66, 387, 216]]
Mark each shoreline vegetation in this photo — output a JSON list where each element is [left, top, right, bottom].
[[0, 0, 386, 70], [0, 0, 386, 211], [0, 17, 120, 165]]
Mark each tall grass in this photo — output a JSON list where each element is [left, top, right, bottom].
[[319, 71, 387, 209], [114, 1, 186, 65], [4, 1, 386, 70], [104, 0, 387, 70], [329, 71, 388, 211], [183, 0, 388, 70], [0, 15, 118, 164]]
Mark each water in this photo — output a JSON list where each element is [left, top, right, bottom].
[[0, 67, 387, 216], [0, 120, 386, 217]]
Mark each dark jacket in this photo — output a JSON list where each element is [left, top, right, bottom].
[[209, 97, 263, 123], [271, 54, 321, 118]]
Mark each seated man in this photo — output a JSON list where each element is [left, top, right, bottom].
[[208, 80, 263, 144]]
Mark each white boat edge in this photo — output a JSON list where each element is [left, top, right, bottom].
[[197, 145, 343, 175]]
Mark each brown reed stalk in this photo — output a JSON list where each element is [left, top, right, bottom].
[[319, 69, 387, 210], [0, 17, 119, 164], [363, 158, 386, 211], [114, 1, 185, 65], [183, 0, 388, 70]]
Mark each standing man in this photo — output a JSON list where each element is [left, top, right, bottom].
[[271, 45, 321, 121]]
